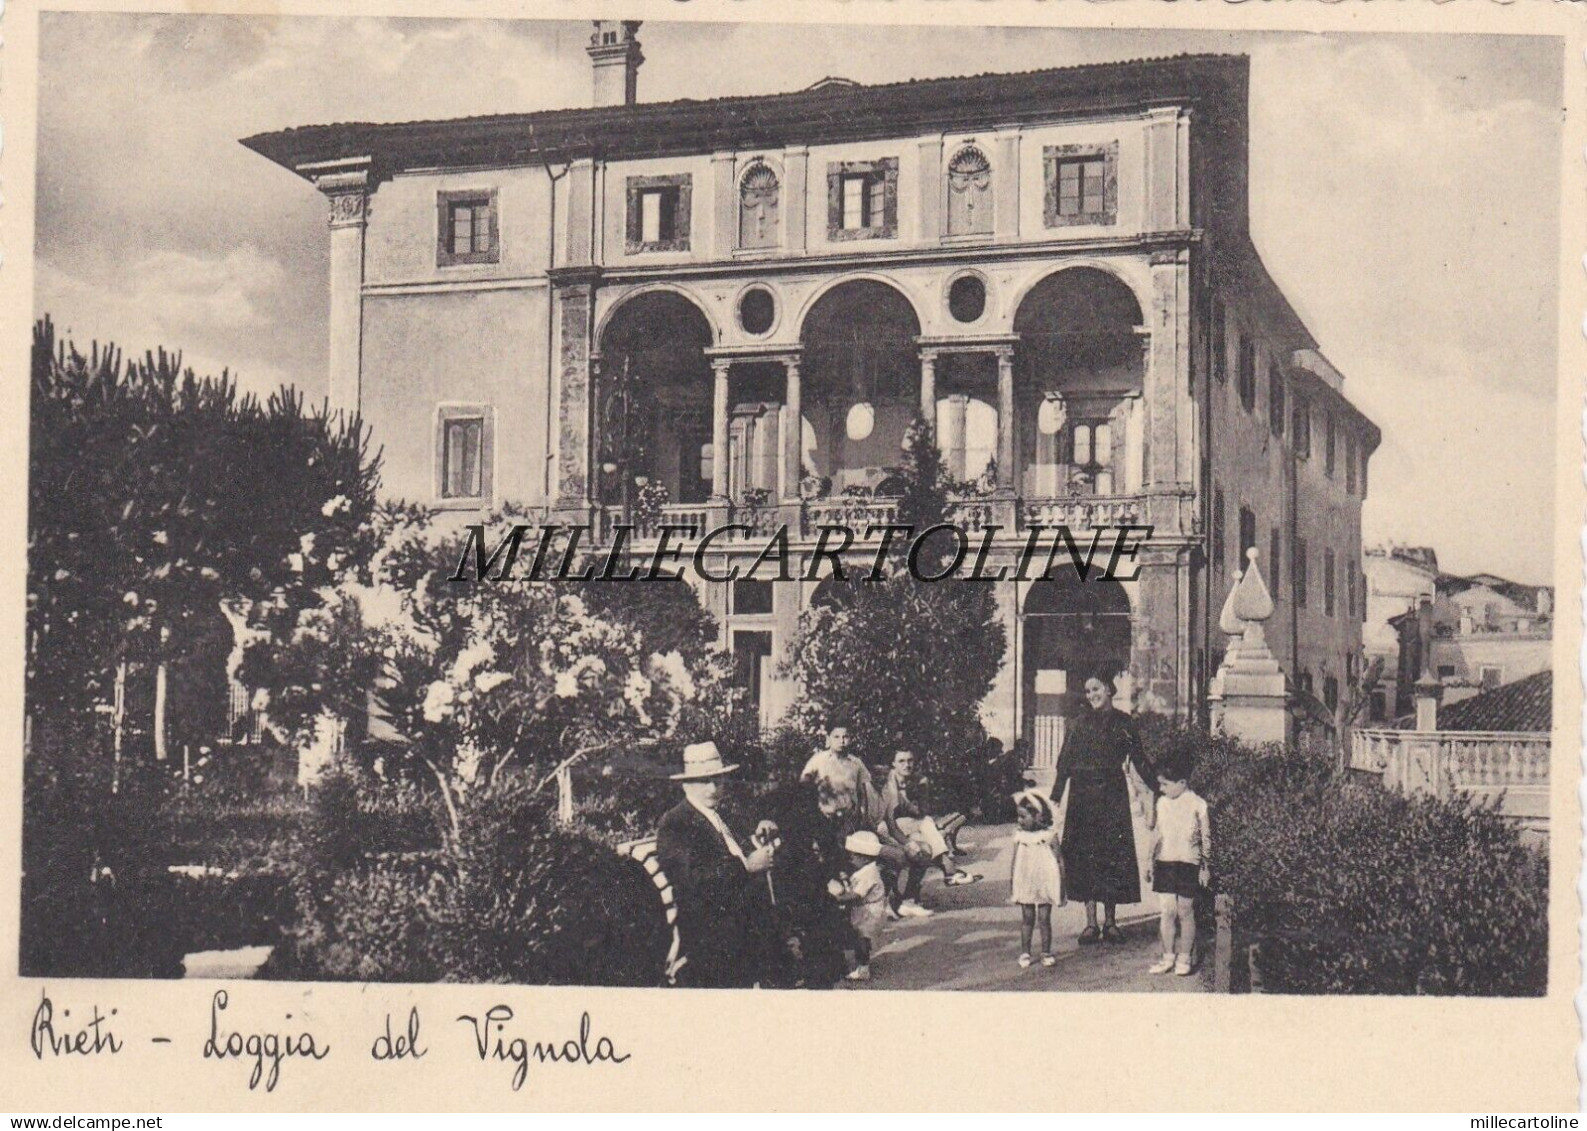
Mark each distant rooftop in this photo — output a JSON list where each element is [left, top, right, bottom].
[[1433, 670, 1553, 734]]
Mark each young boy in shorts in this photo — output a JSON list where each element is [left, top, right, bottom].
[[1144, 753, 1211, 976]]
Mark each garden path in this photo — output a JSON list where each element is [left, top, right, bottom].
[[848, 821, 1208, 993]]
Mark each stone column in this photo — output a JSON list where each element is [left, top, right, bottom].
[[996, 345, 1016, 492], [552, 272, 599, 511], [711, 359, 732, 501], [784, 146, 808, 253], [917, 137, 943, 242], [317, 168, 371, 419], [994, 132, 1021, 240], [1146, 248, 1192, 535], [919, 348, 938, 424], [782, 357, 802, 500], [712, 152, 736, 258]]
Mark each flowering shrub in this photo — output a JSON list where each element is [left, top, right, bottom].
[[243, 507, 745, 842]]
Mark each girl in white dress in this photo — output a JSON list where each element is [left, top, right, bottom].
[[1009, 789, 1066, 968]]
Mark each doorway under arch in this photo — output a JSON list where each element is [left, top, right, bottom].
[[1022, 573, 1132, 771]]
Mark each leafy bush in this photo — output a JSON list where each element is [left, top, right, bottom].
[[282, 776, 669, 986], [1138, 725, 1548, 996], [21, 728, 186, 977]]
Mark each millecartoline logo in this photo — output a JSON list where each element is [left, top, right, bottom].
[[448, 522, 1153, 584]]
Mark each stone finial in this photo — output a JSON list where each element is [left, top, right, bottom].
[[1233, 547, 1275, 623], [1218, 567, 1244, 637]]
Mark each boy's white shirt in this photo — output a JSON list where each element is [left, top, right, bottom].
[[1152, 788, 1211, 865]]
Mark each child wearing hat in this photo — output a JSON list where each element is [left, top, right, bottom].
[[832, 830, 888, 982]]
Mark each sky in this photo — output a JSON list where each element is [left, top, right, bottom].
[[34, 17, 1565, 584]]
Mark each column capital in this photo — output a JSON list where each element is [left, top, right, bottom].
[[308, 161, 376, 230]]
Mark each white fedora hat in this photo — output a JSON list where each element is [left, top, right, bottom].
[[670, 740, 740, 781]]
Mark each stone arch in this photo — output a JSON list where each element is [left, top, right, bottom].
[[791, 272, 925, 341], [1010, 265, 1148, 500], [595, 283, 721, 348], [1021, 572, 1134, 767], [796, 277, 924, 495], [595, 289, 717, 509]]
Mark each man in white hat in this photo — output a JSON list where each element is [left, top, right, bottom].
[[656, 740, 777, 988]]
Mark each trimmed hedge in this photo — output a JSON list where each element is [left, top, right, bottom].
[[1138, 723, 1548, 996]]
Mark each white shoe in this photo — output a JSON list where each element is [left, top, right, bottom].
[[846, 965, 871, 981], [1018, 953, 1033, 968], [897, 900, 934, 918], [1148, 954, 1176, 975], [1174, 957, 1193, 976]]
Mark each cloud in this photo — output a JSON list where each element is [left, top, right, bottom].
[[37, 250, 300, 398]]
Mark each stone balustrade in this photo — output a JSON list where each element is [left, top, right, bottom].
[[595, 493, 1144, 544], [1350, 727, 1550, 828]]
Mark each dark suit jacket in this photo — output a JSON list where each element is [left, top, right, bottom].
[[656, 799, 758, 988]]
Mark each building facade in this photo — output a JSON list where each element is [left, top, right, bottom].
[[1365, 546, 1552, 720], [245, 27, 1379, 749]]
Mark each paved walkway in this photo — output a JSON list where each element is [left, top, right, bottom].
[[849, 822, 1208, 993]]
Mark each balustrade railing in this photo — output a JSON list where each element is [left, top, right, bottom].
[[1022, 494, 1144, 528], [596, 493, 1147, 544], [1350, 727, 1550, 824]]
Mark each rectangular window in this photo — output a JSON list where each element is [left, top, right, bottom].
[[1268, 363, 1286, 438], [436, 408, 491, 503], [436, 190, 499, 267], [1437, 664, 1457, 679], [1056, 158, 1106, 217], [827, 159, 898, 241], [1325, 414, 1337, 476], [1238, 506, 1257, 570], [1292, 398, 1311, 460], [1269, 528, 1282, 593], [1324, 552, 1336, 617], [1237, 337, 1256, 412], [1345, 434, 1358, 494], [626, 174, 692, 253], [1295, 538, 1308, 608], [1480, 665, 1503, 690], [1043, 142, 1118, 228]]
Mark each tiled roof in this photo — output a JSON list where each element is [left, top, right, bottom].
[[1433, 670, 1553, 734], [241, 52, 1249, 177]]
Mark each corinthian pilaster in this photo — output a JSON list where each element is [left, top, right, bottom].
[[314, 164, 373, 419]]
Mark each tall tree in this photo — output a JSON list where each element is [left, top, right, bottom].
[[780, 417, 1008, 808], [27, 317, 381, 766]]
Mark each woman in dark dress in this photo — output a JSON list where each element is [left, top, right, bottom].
[[1051, 674, 1152, 945]]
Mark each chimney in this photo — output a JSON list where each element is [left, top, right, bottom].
[[588, 21, 643, 108]]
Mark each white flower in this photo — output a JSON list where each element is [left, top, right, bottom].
[[53, 569, 69, 581], [287, 553, 304, 573], [152, 531, 168, 545], [422, 680, 456, 722], [554, 672, 580, 699], [299, 533, 316, 557], [321, 495, 349, 518], [559, 594, 588, 620], [450, 639, 496, 684], [200, 567, 219, 581], [649, 650, 696, 701], [123, 591, 139, 606], [475, 670, 512, 693], [326, 554, 342, 572]]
